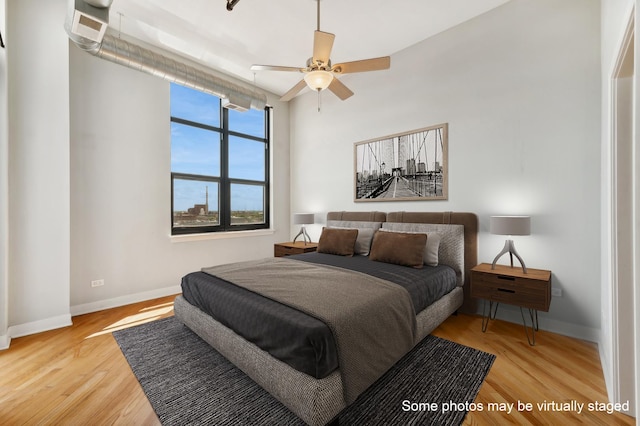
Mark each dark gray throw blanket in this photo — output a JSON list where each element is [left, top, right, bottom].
[[202, 257, 417, 404]]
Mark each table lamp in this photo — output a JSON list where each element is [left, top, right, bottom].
[[490, 215, 531, 273], [292, 213, 314, 245]]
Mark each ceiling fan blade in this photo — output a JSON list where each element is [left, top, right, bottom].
[[251, 64, 305, 72], [331, 56, 391, 74], [280, 80, 308, 102], [313, 30, 335, 66], [328, 78, 354, 100]]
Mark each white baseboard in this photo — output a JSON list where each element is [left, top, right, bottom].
[[0, 333, 10, 350], [0, 286, 181, 351], [8, 314, 73, 339], [476, 305, 601, 343], [70, 285, 181, 316]]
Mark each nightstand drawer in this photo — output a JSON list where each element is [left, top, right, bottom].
[[275, 245, 298, 257], [274, 242, 318, 257], [470, 264, 551, 312], [471, 277, 549, 311]]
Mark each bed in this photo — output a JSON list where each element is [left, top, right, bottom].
[[174, 211, 478, 425]]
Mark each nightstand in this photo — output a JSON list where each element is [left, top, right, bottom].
[[274, 241, 318, 257], [471, 263, 551, 345]]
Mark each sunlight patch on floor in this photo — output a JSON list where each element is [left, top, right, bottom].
[[85, 303, 174, 339]]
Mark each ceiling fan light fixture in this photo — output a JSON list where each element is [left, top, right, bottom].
[[253, 0, 388, 103], [304, 70, 333, 91]]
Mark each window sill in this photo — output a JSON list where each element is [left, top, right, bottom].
[[170, 228, 275, 243]]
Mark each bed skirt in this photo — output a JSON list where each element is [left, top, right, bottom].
[[173, 286, 463, 426]]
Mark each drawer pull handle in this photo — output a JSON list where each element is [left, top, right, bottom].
[[497, 275, 516, 281], [497, 288, 515, 294]]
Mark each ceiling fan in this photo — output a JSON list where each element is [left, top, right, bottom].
[[250, 0, 390, 102]]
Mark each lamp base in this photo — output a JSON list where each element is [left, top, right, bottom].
[[293, 226, 311, 245], [491, 239, 527, 274]]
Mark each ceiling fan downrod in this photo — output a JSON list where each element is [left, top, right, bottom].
[[227, 0, 240, 11], [249, 0, 389, 103]]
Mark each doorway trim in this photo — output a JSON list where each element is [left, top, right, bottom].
[[609, 6, 636, 416]]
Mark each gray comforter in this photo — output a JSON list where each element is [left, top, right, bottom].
[[202, 256, 417, 404]]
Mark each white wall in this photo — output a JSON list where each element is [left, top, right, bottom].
[[3, 0, 291, 334], [6, 0, 72, 337], [68, 43, 291, 314], [290, 0, 602, 340]]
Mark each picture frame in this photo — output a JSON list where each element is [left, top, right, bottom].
[[354, 123, 448, 202]]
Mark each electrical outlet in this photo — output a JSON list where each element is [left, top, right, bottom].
[[91, 279, 104, 288], [551, 287, 562, 297]]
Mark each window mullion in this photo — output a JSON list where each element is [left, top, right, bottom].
[[220, 104, 230, 230], [264, 107, 271, 226]]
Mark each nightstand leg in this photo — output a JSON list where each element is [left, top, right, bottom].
[[520, 307, 538, 346], [481, 300, 499, 332], [490, 302, 499, 319]]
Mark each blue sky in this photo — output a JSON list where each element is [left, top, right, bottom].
[[170, 83, 266, 212]]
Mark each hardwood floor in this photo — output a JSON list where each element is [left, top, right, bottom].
[[433, 315, 635, 425], [0, 296, 174, 425], [0, 295, 634, 425]]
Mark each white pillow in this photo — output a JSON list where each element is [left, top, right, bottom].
[[326, 220, 382, 255], [376, 229, 441, 267]]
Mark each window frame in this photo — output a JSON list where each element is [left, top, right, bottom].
[[170, 86, 270, 235]]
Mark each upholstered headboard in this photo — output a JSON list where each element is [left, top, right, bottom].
[[326, 211, 478, 313], [326, 211, 387, 222]]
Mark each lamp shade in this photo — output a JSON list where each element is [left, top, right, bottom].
[[490, 216, 530, 236], [304, 70, 333, 91], [293, 213, 315, 225]]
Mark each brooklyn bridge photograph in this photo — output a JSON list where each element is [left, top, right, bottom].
[[354, 123, 448, 202]]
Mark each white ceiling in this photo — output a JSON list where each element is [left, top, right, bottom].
[[108, 0, 510, 97]]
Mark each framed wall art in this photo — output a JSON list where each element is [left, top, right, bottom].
[[354, 123, 448, 202]]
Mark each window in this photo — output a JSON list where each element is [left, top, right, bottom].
[[170, 83, 270, 235]]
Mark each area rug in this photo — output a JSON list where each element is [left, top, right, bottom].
[[114, 316, 495, 426]]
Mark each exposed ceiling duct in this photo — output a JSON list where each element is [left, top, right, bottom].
[[64, 0, 267, 111], [83, 34, 266, 111]]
